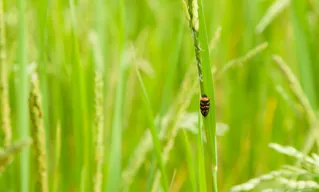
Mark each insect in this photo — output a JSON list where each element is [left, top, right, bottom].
[[200, 94, 210, 117]]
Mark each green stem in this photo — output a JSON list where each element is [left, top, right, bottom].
[[184, 0, 218, 190], [17, 0, 30, 191]]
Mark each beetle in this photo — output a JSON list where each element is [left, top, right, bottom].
[[200, 94, 210, 117]]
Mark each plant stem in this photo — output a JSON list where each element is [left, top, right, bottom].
[[17, 0, 30, 191], [0, 0, 12, 173], [29, 73, 49, 192], [183, 0, 218, 190]]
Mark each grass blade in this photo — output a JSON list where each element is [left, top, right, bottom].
[[197, 109, 207, 192], [291, 0, 317, 108], [182, 130, 197, 192], [0, 0, 11, 149], [0, 0, 12, 174], [106, 0, 126, 190], [17, 0, 30, 191], [106, 53, 126, 192], [53, 123, 61, 192], [147, 19, 185, 191], [183, 0, 219, 190], [136, 69, 169, 192], [198, 0, 219, 189]]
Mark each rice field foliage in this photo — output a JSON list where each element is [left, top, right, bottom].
[[1, 0, 319, 191]]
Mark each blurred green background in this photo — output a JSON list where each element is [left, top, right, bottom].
[[1, 0, 319, 191]]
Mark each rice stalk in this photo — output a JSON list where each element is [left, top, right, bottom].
[[217, 42, 269, 78], [0, 0, 11, 148], [151, 81, 197, 191], [183, 0, 218, 190], [136, 68, 169, 191], [122, 67, 197, 189], [272, 55, 314, 122], [232, 142, 319, 191], [276, 177, 319, 189], [256, 0, 291, 34], [181, 130, 197, 192], [269, 143, 315, 164], [0, 0, 12, 173], [182, 0, 203, 91], [275, 85, 302, 116], [290, 0, 316, 108], [268, 143, 319, 172], [93, 71, 104, 192], [93, 0, 107, 187], [151, 127, 178, 191], [197, 105, 207, 192], [17, 0, 30, 190], [0, 139, 32, 167], [53, 122, 61, 192], [29, 72, 48, 192], [231, 169, 316, 192], [122, 25, 223, 189], [209, 26, 222, 51], [272, 55, 319, 153], [106, 1, 126, 191]]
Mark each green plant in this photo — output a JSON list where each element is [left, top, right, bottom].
[[231, 143, 319, 191], [183, 0, 218, 190]]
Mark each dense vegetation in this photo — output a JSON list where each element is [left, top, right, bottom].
[[1, 0, 319, 191]]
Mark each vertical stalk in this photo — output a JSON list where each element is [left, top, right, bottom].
[[0, 0, 13, 173], [0, 0, 11, 149], [106, 1, 126, 191], [93, 72, 104, 192], [183, 0, 218, 190], [136, 69, 169, 191], [0, 0, 12, 174], [93, 0, 106, 190], [17, 0, 30, 191], [29, 73, 48, 192]]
